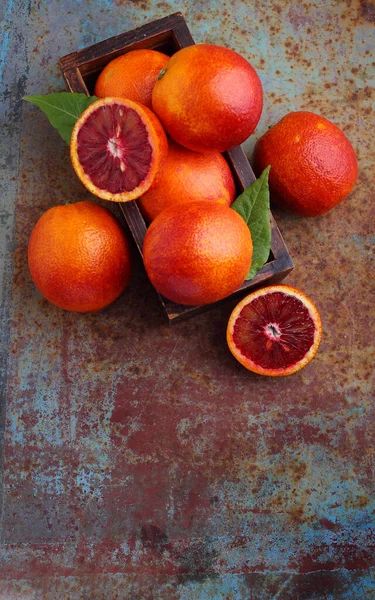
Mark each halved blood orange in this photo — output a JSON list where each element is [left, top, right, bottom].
[[227, 285, 322, 376], [70, 97, 168, 202]]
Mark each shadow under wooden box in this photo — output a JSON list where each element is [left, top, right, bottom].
[[59, 12, 294, 324]]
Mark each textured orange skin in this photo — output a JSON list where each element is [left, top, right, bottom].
[[227, 284, 322, 377], [143, 201, 252, 306], [94, 49, 169, 109], [138, 139, 236, 222], [151, 44, 263, 153], [70, 97, 168, 202], [28, 201, 132, 313], [253, 111, 358, 217]]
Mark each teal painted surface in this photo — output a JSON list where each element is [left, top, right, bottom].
[[0, 1, 374, 598]]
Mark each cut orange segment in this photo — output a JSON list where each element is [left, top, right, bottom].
[[70, 97, 168, 202], [227, 284, 322, 376]]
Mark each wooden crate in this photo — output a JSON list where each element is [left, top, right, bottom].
[[59, 12, 294, 324]]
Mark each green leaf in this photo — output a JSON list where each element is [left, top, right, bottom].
[[231, 166, 271, 280], [23, 92, 98, 144]]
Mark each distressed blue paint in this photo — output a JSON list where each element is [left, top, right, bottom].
[[33, 464, 67, 496], [177, 571, 375, 599], [353, 233, 375, 254], [0, 0, 31, 556], [179, 575, 248, 600], [0, 0, 15, 83], [7, 412, 25, 445]]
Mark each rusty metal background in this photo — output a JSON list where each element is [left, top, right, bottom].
[[1, 1, 374, 598]]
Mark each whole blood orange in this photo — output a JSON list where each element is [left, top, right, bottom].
[[252, 111, 358, 217], [152, 44, 263, 153], [94, 49, 169, 109], [143, 201, 252, 306], [70, 97, 168, 202], [28, 201, 132, 312], [227, 285, 322, 376], [138, 139, 236, 222]]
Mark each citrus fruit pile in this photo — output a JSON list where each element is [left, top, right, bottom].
[[67, 45, 264, 310], [27, 35, 359, 375], [70, 45, 263, 205]]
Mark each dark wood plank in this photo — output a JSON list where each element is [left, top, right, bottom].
[[171, 18, 196, 47], [59, 13, 186, 72], [61, 67, 88, 94], [119, 201, 147, 257], [226, 146, 257, 188]]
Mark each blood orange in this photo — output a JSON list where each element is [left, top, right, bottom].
[[252, 111, 358, 217], [152, 44, 263, 153], [138, 139, 236, 222], [70, 97, 168, 202], [227, 285, 322, 376], [28, 201, 132, 313], [143, 201, 252, 306], [94, 49, 169, 109]]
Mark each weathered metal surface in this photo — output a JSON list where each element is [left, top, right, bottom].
[[0, 0, 374, 598]]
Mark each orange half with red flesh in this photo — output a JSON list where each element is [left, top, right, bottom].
[[70, 97, 168, 202], [227, 284, 322, 376]]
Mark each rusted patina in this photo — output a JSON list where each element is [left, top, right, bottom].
[[0, 0, 374, 598]]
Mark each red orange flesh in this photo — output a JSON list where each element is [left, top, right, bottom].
[[227, 284, 322, 376], [70, 97, 168, 202]]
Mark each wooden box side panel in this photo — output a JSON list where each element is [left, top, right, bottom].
[[59, 13, 188, 71]]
